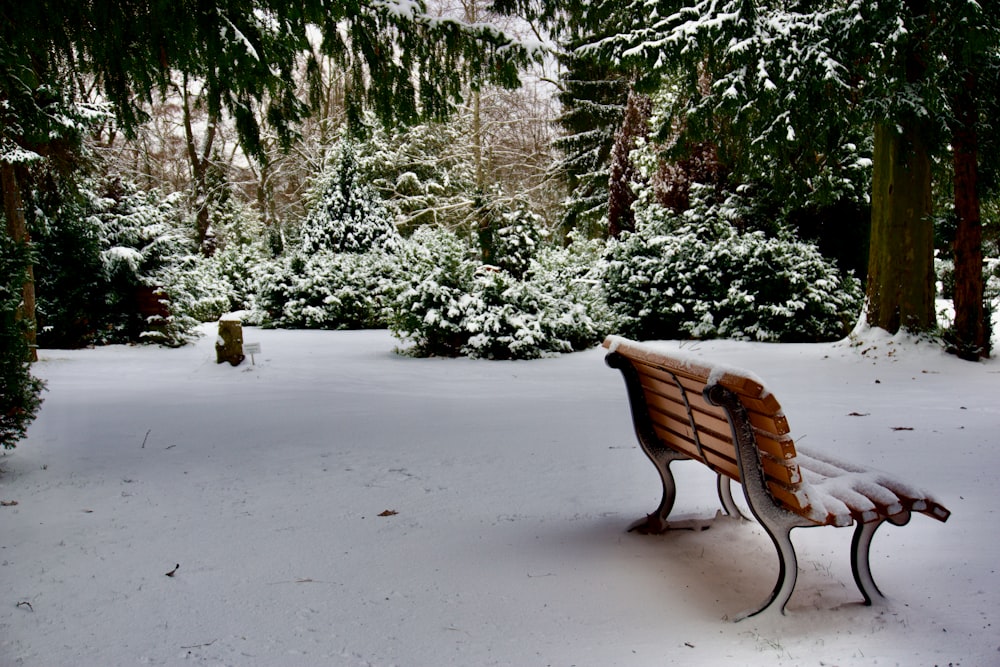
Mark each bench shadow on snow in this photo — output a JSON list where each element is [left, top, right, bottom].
[[525, 508, 904, 629]]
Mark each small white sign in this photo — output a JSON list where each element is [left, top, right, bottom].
[[243, 342, 262, 355]]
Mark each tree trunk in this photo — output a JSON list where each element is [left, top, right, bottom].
[[950, 68, 986, 360], [473, 87, 484, 191], [608, 90, 651, 239], [180, 75, 218, 254], [865, 122, 935, 333], [1, 163, 37, 361]]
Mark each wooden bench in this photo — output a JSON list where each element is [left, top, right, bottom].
[[603, 335, 950, 620]]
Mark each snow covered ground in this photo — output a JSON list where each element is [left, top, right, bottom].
[[1, 324, 997, 666]]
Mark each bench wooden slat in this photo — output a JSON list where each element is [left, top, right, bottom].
[[644, 405, 802, 488], [626, 355, 782, 414], [636, 360, 791, 436], [637, 370, 796, 463]]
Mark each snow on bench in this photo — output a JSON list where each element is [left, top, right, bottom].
[[603, 335, 950, 620]]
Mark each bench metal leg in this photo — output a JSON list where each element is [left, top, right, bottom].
[[851, 512, 911, 605], [736, 520, 800, 621], [628, 453, 684, 534]]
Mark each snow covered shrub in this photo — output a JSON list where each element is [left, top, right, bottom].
[[259, 139, 404, 330], [0, 236, 45, 449], [606, 197, 863, 342], [161, 253, 233, 324], [461, 269, 550, 359], [261, 250, 400, 329], [388, 226, 478, 356], [531, 233, 616, 350], [93, 178, 199, 346], [710, 230, 864, 341], [389, 227, 612, 359], [490, 205, 543, 280], [169, 206, 277, 325]]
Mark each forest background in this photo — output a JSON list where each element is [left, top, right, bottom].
[[2, 0, 999, 448]]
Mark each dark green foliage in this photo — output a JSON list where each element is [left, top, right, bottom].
[[1, 0, 531, 163], [554, 49, 630, 237], [31, 177, 199, 347], [605, 191, 863, 343], [0, 236, 44, 448], [389, 226, 611, 359], [30, 180, 106, 348]]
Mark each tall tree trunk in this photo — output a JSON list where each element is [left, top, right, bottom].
[[1, 163, 37, 361], [180, 75, 218, 254], [607, 90, 651, 239], [473, 87, 484, 191], [950, 68, 986, 360], [464, 0, 486, 193], [865, 122, 935, 333]]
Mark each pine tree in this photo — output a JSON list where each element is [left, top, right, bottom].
[[0, 235, 44, 448], [300, 140, 400, 255], [607, 91, 651, 238], [554, 44, 630, 238], [580, 0, 1000, 353]]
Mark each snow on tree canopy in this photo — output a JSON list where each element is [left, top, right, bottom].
[[299, 139, 401, 255]]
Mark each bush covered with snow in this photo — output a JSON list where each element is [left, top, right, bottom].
[[606, 192, 863, 343], [258, 140, 403, 330], [480, 200, 543, 280], [259, 250, 400, 330], [389, 226, 611, 359], [387, 226, 478, 356], [87, 178, 201, 347]]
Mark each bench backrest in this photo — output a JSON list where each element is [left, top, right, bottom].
[[603, 336, 813, 518]]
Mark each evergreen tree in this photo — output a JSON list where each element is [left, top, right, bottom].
[[607, 90, 651, 238], [358, 117, 478, 233], [299, 140, 400, 255], [0, 235, 44, 448], [554, 40, 630, 238], [575, 0, 999, 354], [1, 0, 534, 364], [492, 1, 636, 238], [30, 175, 106, 348]]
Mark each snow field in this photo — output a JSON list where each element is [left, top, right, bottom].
[[1, 326, 997, 666]]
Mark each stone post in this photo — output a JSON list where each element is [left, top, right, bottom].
[[216, 315, 245, 366]]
